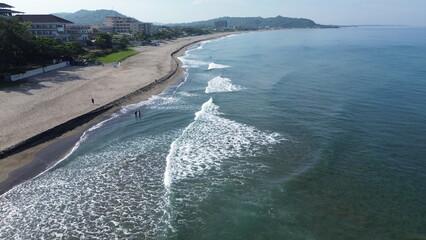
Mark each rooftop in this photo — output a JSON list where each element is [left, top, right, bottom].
[[0, 3, 14, 8], [17, 15, 73, 24], [0, 9, 23, 14]]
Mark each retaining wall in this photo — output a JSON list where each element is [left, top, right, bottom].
[[9, 62, 69, 82], [10, 68, 44, 81], [43, 62, 69, 72]]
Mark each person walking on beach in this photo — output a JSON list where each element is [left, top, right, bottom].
[[91, 98, 94, 105]]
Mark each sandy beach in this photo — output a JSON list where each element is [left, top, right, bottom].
[[0, 32, 233, 190]]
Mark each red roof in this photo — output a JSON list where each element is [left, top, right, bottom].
[[17, 15, 73, 24]]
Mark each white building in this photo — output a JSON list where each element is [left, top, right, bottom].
[[105, 16, 152, 35], [17, 15, 73, 42]]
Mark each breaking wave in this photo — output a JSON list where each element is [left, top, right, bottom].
[[205, 76, 244, 93], [178, 58, 210, 69], [164, 98, 284, 187], [208, 62, 230, 70]]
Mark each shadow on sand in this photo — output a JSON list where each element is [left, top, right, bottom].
[[0, 67, 86, 95]]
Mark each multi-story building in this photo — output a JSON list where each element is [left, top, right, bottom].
[[105, 16, 152, 35], [214, 20, 228, 28], [91, 25, 115, 34], [67, 25, 90, 42], [0, 3, 23, 18], [139, 22, 152, 36], [17, 15, 73, 42]]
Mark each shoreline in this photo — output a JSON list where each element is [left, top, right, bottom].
[[0, 32, 235, 196]]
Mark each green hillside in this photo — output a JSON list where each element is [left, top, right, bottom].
[[53, 9, 128, 25], [173, 16, 337, 29]]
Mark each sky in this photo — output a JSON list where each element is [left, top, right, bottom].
[[9, 0, 426, 26]]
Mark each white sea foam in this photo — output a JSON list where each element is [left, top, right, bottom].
[[0, 98, 284, 239], [22, 113, 120, 185], [185, 44, 203, 55], [0, 132, 177, 239], [164, 98, 285, 188], [180, 35, 235, 69], [120, 94, 181, 114], [178, 57, 209, 69], [177, 91, 197, 97], [205, 76, 244, 93], [203, 34, 236, 44], [208, 62, 230, 70], [213, 34, 237, 42], [222, 34, 237, 39], [175, 72, 189, 90]]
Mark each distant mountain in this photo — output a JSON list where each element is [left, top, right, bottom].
[[53, 9, 128, 25], [171, 16, 336, 29]]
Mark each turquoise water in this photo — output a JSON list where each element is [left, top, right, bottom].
[[1, 27, 426, 239]]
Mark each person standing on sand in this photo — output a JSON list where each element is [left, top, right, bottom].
[[91, 98, 94, 105]]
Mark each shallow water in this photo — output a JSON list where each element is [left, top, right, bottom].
[[1, 27, 426, 239]]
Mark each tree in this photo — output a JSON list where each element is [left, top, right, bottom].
[[133, 32, 147, 41], [95, 32, 112, 49], [0, 17, 34, 73], [33, 36, 61, 63], [114, 35, 129, 49], [58, 42, 85, 57], [0, 17, 87, 74], [31, 37, 86, 64]]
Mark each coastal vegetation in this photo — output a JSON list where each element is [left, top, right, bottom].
[[93, 32, 113, 49], [83, 34, 133, 63], [152, 26, 212, 39], [0, 18, 34, 73], [0, 17, 135, 74], [0, 17, 85, 74], [96, 48, 139, 64]]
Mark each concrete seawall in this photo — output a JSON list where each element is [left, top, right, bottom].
[[9, 62, 70, 82]]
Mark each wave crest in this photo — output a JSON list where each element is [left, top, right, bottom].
[[164, 98, 285, 187], [205, 76, 244, 93], [208, 62, 230, 70]]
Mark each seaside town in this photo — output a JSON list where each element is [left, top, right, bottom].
[[0, 2, 334, 82], [0, 2, 222, 81]]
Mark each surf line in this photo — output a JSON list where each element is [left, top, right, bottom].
[[161, 99, 213, 234], [161, 98, 214, 234], [163, 97, 214, 188]]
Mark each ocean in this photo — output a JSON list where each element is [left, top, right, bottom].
[[1, 27, 426, 239]]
